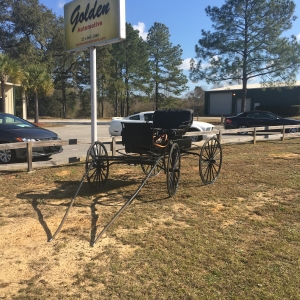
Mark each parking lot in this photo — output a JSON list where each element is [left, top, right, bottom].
[[0, 119, 113, 170]]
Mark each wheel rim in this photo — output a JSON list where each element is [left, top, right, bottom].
[[238, 126, 248, 135], [190, 135, 198, 142], [166, 143, 180, 197], [0, 149, 12, 163], [289, 127, 299, 133], [141, 155, 164, 177], [199, 137, 222, 184], [85, 142, 109, 190]]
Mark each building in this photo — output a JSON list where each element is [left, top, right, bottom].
[[0, 82, 26, 118], [205, 81, 300, 116]]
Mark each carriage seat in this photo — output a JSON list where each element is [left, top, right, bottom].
[[121, 122, 154, 154], [121, 109, 194, 154], [153, 109, 193, 137]]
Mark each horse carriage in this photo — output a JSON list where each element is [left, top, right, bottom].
[[50, 109, 222, 245]]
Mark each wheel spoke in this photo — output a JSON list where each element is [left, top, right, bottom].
[[141, 156, 163, 177], [203, 164, 210, 182], [166, 143, 180, 197], [199, 137, 222, 184], [86, 142, 109, 190], [0, 150, 12, 164]]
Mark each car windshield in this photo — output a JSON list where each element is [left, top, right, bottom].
[[237, 111, 281, 119], [129, 114, 140, 120], [236, 112, 248, 118], [0, 115, 34, 129], [267, 112, 280, 119]]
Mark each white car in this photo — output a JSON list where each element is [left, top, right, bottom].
[[108, 111, 215, 142]]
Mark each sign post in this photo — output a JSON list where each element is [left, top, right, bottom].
[[64, 0, 126, 143], [90, 46, 97, 143]]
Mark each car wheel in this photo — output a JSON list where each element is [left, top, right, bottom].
[[288, 127, 299, 133], [238, 126, 248, 135], [0, 149, 16, 164], [190, 135, 201, 142], [187, 129, 202, 142]]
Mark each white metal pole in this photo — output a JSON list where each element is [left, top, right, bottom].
[[90, 46, 97, 144], [22, 91, 27, 120]]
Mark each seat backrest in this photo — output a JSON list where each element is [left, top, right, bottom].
[[121, 122, 153, 154], [153, 109, 193, 135]]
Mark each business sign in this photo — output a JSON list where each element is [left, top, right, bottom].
[[64, 0, 126, 52]]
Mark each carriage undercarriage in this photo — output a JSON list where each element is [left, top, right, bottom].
[[50, 109, 222, 246]]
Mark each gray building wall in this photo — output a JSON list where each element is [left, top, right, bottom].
[[205, 85, 300, 116]]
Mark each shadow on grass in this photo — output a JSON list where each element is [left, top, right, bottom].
[[16, 175, 169, 244]]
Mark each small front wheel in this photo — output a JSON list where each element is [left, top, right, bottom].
[[141, 155, 164, 177], [85, 141, 109, 190], [166, 143, 181, 197], [199, 137, 222, 185]]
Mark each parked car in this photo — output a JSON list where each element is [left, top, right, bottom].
[[0, 113, 63, 164], [224, 111, 300, 134], [108, 111, 215, 142]]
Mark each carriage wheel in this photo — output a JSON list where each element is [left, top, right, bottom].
[[166, 143, 181, 197], [199, 137, 222, 184], [85, 141, 109, 190], [141, 155, 164, 177]]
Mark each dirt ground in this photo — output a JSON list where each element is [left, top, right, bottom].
[[0, 166, 142, 298], [0, 140, 300, 299]]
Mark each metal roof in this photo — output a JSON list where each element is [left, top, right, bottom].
[[207, 80, 300, 92]]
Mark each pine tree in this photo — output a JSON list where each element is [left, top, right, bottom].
[[109, 23, 150, 116], [190, 0, 300, 112], [147, 22, 188, 110]]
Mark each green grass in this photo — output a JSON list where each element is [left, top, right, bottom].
[[0, 139, 300, 299]]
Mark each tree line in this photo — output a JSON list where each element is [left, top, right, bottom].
[[1, 0, 299, 121], [189, 0, 300, 112], [0, 0, 195, 121]]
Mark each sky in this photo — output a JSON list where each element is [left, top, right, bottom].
[[40, 0, 300, 93]]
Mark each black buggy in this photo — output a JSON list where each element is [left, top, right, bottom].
[[50, 109, 222, 245]]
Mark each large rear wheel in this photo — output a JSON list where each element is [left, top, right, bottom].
[[199, 137, 222, 184], [85, 141, 109, 190], [166, 143, 181, 197]]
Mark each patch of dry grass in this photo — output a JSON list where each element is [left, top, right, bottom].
[[0, 139, 300, 299]]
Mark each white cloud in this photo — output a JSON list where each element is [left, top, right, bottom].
[[181, 58, 211, 70], [180, 58, 192, 70], [58, 0, 65, 9], [133, 22, 148, 40], [201, 61, 210, 69], [297, 34, 300, 41]]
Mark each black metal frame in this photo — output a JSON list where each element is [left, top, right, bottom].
[[49, 109, 222, 246]]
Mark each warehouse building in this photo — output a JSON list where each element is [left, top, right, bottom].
[[204, 81, 300, 116]]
